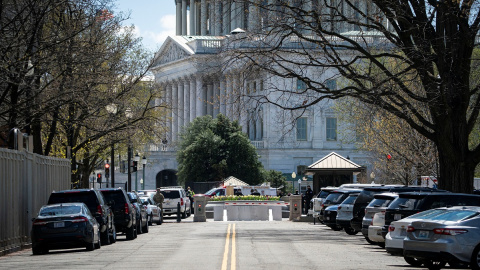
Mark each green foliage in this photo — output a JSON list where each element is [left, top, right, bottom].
[[210, 195, 280, 201], [177, 114, 264, 185], [262, 170, 287, 192]]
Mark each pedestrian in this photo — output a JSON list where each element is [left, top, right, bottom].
[[187, 186, 195, 213], [304, 185, 313, 215], [153, 188, 164, 213], [251, 189, 260, 196]]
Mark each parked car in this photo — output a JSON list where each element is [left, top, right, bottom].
[[318, 189, 361, 223], [310, 186, 338, 221], [47, 189, 116, 245], [160, 186, 191, 218], [139, 196, 162, 225], [99, 188, 137, 240], [336, 193, 360, 235], [128, 191, 149, 234], [31, 203, 101, 254], [323, 205, 341, 230], [362, 192, 399, 244], [403, 206, 480, 269], [382, 192, 480, 239]]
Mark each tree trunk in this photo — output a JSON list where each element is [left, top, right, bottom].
[[437, 151, 474, 193]]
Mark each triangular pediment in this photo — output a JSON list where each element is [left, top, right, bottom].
[[153, 36, 193, 66], [307, 152, 362, 170]]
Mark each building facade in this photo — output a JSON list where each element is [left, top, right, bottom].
[[142, 0, 377, 191]]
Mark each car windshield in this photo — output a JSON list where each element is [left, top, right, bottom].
[[325, 193, 348, 204], [406, 209, 446, 219], [340, 195, 357, 205], [428, 209, 479, 221], [368, 198, 394, 208], [319, 190, 332, 198], [388, 197, 421, 210], [101, 191, 126, 207], [39, 205, 82, 216], [48, 192, 98, 212], [161, 190, 180, 199]]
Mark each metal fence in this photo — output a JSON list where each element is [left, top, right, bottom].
[[0, 148, 70, 256]]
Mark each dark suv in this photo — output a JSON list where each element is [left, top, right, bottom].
[[99, 188, 137, 240], [47, 189, 116, 245], [127, 192, 148, 234], [382, 192, 480, 238]]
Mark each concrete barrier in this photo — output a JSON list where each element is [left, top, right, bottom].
[[209, 201, 285, 221]]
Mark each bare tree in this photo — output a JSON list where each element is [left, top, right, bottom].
[[223, 0, 480, 193]]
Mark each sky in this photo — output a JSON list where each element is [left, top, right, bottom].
[[114, 0, 177, 52]]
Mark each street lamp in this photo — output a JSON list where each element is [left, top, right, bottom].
[[141, 156, 147, 190], [106, 103, 118, 188], [125, 108, 133, 191], [291, 172, 296, 193], [134, 153, 140, 191]]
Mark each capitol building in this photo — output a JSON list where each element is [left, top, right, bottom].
[[144, 0, 379, 192]]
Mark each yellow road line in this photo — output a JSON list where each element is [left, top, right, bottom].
[[221, 224, 236, 270]]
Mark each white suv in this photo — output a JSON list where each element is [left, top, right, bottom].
[[160, 187, 191, 218]]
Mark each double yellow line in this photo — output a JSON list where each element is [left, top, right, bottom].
[[221, 224, 236, 270]]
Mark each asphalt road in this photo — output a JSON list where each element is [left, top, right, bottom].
[[0, 216, 450, 270]]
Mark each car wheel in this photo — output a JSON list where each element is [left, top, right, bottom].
[[137, 219, 143, 234], [424, 260, 446, 270], [330, 225, 342, 231], [32, 245, 44, 255], [157, 214, 163, 225], [148, 214, 153, 226], [95, 231, 101, 249], [404, 256, 424, 267], [471, 245, 480, 270], [110, 225, 116, 243], [143, 219, 149, 233], [364, 236, 376, 245], [86, 233, 95, 251], [344, 227, 358, 235], [126, 225, 135, 240], [101, 229, 110, 245]]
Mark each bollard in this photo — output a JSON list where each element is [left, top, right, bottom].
[[177, 202, 181, 222], [193, 194, 207, 222]]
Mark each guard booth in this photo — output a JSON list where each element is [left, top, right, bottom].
[[193, 194, 207, 222], [305, 152, 366, 195], [289, 195, 302, 221]]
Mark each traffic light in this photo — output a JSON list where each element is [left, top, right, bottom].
[[97, 173, 102, 183], [105, 163, 110, 177], [132, 161, 138, 172]]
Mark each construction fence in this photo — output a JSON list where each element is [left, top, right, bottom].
[[0, 148, 70, 255]]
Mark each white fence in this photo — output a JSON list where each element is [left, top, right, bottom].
[[0, 148, 70, 255]]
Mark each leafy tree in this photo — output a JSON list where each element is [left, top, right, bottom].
[[224, 0, 480, 192], [262, 169, 287, 193], [177, 114, 264, 185]]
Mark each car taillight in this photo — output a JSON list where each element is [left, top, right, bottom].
[[72, 217, 89, 223], [388, 225, 395, 232], [181, 198, 184, 206], [433, 228, 468, 235], [32, 219, 48, 226], [407, 226, 415, 232], [96, 205, 103, 215], [125, 203, 129, 214]]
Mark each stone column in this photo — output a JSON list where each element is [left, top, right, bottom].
[[226, 75, 234, 120], [190, 78, 196, 121], [213, 80, 220, 117], [182, 0, 188, 35], [184, 79, 190, 124], [201, 0, 207, 35], [219, 78, 226, 116], [166, 84, 173, 142], [230, 1, 237, 31], [223, 0, 231, 34], [248, 0, 260, 32], [190, 0, 196, 35], [239, 79, 247, 133], [178, 80, 184, 136], [172, 82, 179, 142], [207, 83, 213, 116], [238, 1, 245, 29], [209, 0, 215, 35], [176, 0, 182, 35], [196, 1, 201, 35], [196, 76, 205, 116], [214, 0, 221, 35]]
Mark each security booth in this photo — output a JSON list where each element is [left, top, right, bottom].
[[289, 195, 302, 221], [305, 152, 367, 195], [193, 194, 207, 222]]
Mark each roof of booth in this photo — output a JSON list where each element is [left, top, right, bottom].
[[223, 176, 249, 186], [305, 152, 364, 174]]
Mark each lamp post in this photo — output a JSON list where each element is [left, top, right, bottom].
[[125, 108, 133, 191], [291, 172, 296, 193], [141, 156, 147, 190], [134, 153, 140, 191]]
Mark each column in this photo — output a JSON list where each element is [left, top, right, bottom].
[[166, 84, 173, 142], [209, 0, 215, 35], [256, 109, 263, 140], [226, 75, 234, 120], [190, 0, 196, 35], [196, 1, 202, 35], [172, 83, 179, 141], [196, 76, 205, 116], [214, 80, 221, 116], [190, 78, 196, 121], [182, 0, 188, 35], [215, 0, 221, 35], [232, 76, 240, 121], [201, 0, 207, 35], [230, 1, 237, 30], [238, 2, 245, 29], [207, 83, 213, 116], [184, 79, 190, 124], [239, 79, 247, 133], [178, 80, 184, 136], [248, 0, 259, 32], [223, 0, 230, 34], [219, 78, 226, 116], [176, 0, 182, 35]]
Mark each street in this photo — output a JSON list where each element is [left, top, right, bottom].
[[1, 216, 423, 270]]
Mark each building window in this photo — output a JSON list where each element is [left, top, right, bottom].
[[296, 117, 307, 141], [297, 165, 307, 175], [326, 117, 337, 141], [326, 79, 337, 90], [297, 79, 306, 92]]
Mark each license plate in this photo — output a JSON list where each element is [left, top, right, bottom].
[[400, 229, 407, 237], [418, 230, 429, 239], [394, 214, 402, 220], [54, 222, 65, 228]]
